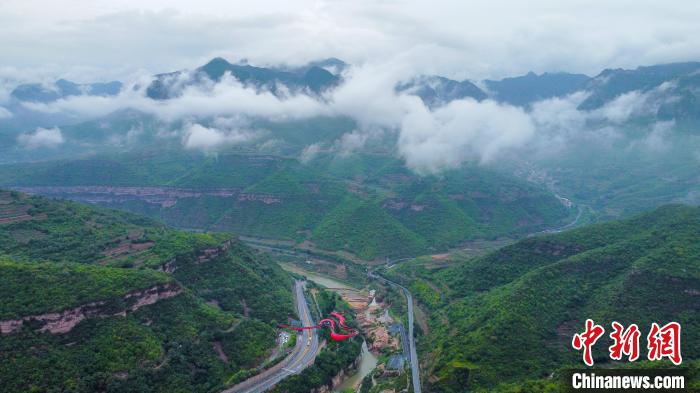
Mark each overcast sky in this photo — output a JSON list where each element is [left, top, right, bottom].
[[2, 0, 700, 82]]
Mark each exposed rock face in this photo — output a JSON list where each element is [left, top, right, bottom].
[[0, 283, 181, 335], [12, 187, 287, 209], [382, 199, 407, 211], [312, 356, 361, 393], [195, 239, 233, 264], [13, 186, 240, 208], [125, 283, 182, 310], [0, 319, 24, 334], [159, 239, 233, 271], [236, 193, 281, 204], [158, 259, 177, 273]]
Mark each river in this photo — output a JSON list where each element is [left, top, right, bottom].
[[279, 263, 355, 290], [279, 263, 379, 392], [334, 340, 377, 392]]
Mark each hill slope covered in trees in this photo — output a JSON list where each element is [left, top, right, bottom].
[[385, 205, 700, 392], [0, 190, 294, 392]]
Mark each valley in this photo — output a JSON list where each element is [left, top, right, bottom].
[[2, 18, 700, 392], [278, 261, 420, 393], [1, 150, 573, 261]]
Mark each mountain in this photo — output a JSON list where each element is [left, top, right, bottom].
[[0, 150, 572, 260], [396, 72, 588, 108], [11, 79, 123, 103], [384, 204, 700, 392], [146, 57, 342, 100], [484, 71, 590, 106], [579, 62, 700, 114], [0, 189, 294, 392], [295, 57, 348, 75], [397, 75, 488, 108], [657, 70, 700, 122]]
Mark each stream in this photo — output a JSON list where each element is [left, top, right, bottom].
[[334, 340, 378, 392]]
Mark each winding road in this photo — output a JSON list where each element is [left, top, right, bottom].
[[242, 241, 423, 393], [369, 271, 422, 393], [224, 280, 319, 393]]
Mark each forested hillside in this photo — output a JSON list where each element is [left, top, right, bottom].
[[0, 190, 294, 392], [0, 150, 571, 260], [384, 205, 700, 392]]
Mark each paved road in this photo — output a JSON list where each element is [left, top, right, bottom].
[[241, 242, 422, 393], [369, 272, 422, 393], [224, 280, 319, 393]]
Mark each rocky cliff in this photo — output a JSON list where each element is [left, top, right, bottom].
[[0, 283, 181, 334]]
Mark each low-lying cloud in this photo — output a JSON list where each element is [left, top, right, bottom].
[[398, 99, 535, 173], [7, 60, 692, 174], [182, 122, 259, 150], [17, 127, 64, 148], [0, 106, 12, 119]]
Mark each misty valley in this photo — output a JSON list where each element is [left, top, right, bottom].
[[1, 3, 699, 392]]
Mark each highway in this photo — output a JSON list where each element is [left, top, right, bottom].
[[224, 280, 319, 393], [403, 286, 421, 393], [240, 240, 423, 392], [369, 271, 422, 393]]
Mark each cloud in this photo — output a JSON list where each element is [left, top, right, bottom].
[[328, 62, 416, 128], [17, 127, 64, 148], [593, 90, 650, 123], [630, 120, 675, 153], [335, 130, 371, 157], [0, 106, 12, 119], [182, 123, 258, 150], [7, 54, 694, 174], [398, 98, 535, 173], [2, 1, 700, 82], [300, 142, 323, 163], [25, 72, 327, 122]]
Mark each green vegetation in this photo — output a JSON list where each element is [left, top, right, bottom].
[[0, 292, 284, 393], [385, 205, 700, 391], [0, 147, 571, 260], [0, 189, 295, 392], [271, 288, 362, 393], [0, 257, 172, 319], [172, 241, 293, 322], [0, 190, 226, 267], [313, 196, 427, 259]]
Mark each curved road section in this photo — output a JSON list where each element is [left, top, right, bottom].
[[224, 280, 319, 393], [369, 271, 422, 393]]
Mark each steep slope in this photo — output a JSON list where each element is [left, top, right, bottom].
[[484, 71, 589, 106], [397, 75, 488, 108], [312, 195, 428, 259], [11, 79, 122, 103], [146, 57, 341, 100], [578, 62, 700, 110], [0, 190, 294, 392], [387, 205, 700, 392], [0, 189, 229, 266], [0, 151, 571, 260]]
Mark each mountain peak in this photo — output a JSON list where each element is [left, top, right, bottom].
[[204, 57, 233, 67]]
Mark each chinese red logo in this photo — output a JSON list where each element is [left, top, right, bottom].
[[572, 320, 682, 366], [647, 322, 682, 365], [572, 319, 605, 366], [609, 321, 640, 362]]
